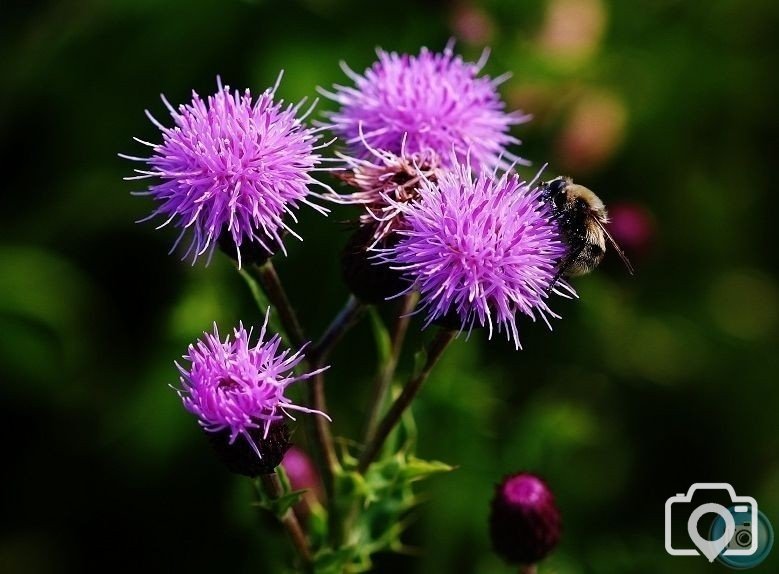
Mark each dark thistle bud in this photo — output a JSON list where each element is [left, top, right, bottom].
[[341, 224, 408, 304], [206, 421, 291, 477], [489, 472, 562, 566], [432, 307, 473, 331]]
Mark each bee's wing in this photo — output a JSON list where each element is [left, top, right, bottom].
[[594, 218, 635, 275]]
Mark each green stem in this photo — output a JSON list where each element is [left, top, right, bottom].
[[363, 292, 419, 443], [306, 296, 365, 486], [310, 295, 365, 364], [357, 328, 456, 474], [259, 472, 313, 570], [251, 261, 306, 349], [307, 296, 365, 547], [241, 262, 355, 544]]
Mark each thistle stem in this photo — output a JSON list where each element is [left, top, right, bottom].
[[357, 328, 456, 473], [307, 295, 365, 547], [306, 296, 365, 485], [252, 261, 306, 349], [243, 262, 347, 521], [363, 292, 419, 443], [310, 295, 365, 363], [259, 472, 313, 569], [519, 565, 538, 574]]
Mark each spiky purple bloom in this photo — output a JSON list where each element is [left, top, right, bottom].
[[381, 163, 569, 349], [124, 77, 329, 266], [489, 473, 562, 565], [176, 310, 329, 459], [323, 43, 528, 171]]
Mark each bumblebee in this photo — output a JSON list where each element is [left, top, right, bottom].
[[541, 176, 634, 283]]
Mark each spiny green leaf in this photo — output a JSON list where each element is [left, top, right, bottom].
[[252, 489, 307, 517], [400, 457, 456, 482]]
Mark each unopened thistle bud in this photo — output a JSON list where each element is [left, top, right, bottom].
[[489, 472, 562, 566]]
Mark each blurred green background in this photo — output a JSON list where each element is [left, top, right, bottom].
[[2, 0, 778, 572]]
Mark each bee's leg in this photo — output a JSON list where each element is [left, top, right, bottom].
[[546, 245, 584, 295]]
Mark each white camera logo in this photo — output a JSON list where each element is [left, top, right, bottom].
[[665, 483, 758, 562]]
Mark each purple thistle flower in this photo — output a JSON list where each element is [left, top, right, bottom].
[[322, 42, 529, 172], [380, 161, 571, 349], [489, 472, 562, 566], [123, 76, 330, 266], [175, 309, 330, 459]]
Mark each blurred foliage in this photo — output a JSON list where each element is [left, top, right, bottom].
[[2, 0, 779, 573]]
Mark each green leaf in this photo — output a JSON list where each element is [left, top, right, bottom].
[[252, 488, 307, 517], [312, 545, 373, 574], [400, 457, 456, 482], [306, 503, 329, 551], [381, 385, 418, 455], [368, 308, 392, 364], [277, 489, 307, 516], [412, 347, 428, 377], [237, 266, 284, 335], [276, 465, 293, 492], [312, 547, 355, 574], [335, 469, 369, 499], [252, 474, 307, 518]]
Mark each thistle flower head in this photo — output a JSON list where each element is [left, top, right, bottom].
[[124, 76, 329, 266], [489, 472, 562, 565], [333, 136, 443, 244], [176, 310, 329, 460], [380, 162, 570, 348], [323, 42, 528, 171]]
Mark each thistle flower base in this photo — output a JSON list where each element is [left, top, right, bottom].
[[341, 225, 407, 304], [218, 227, 277, 267], [206, 421, 291, 477]]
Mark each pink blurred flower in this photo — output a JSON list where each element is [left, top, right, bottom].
[[450, 3, 495, 45], [607, 202, 655, 256], [538, 0, 606, 61], [556, 90, 627, 174], [282, 447, 324, 515]]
